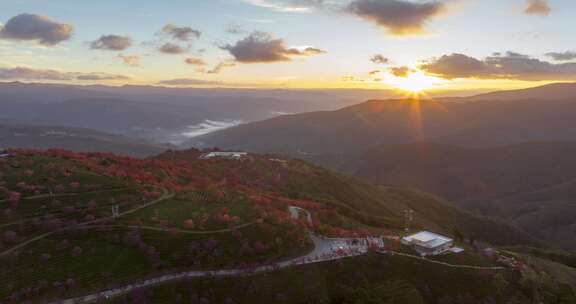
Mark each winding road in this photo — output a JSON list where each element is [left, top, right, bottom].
[[47, 235, 508, 304], [380, 251, 506, 271], [4, 194, 506, 303], [48, 234, 372, 304]]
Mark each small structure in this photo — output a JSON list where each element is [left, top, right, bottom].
[[111, 205, 120, 219], [288, 206, 313, 225], [401, 231, 461, 256], [199, 151, 248, 160], [482, 247, 497, 259], [269, 158, 288, 164]]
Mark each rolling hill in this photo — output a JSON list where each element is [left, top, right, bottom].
[[0, 148, 560, 303], [189, 83, 576, 153]]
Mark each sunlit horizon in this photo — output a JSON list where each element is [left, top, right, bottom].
[[0, 0, 574, 93]]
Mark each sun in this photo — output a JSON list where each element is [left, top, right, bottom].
[[385, 70, 442, 93]]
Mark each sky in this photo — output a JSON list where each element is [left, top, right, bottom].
[[0, 0, 575, 92]]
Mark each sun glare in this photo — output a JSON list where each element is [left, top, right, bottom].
[[385, 70, 443, 93]]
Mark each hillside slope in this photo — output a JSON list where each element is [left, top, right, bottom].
[[0, 148, 570, 303], [155, 149, 539, 247], [355, 142, 576, 250], [189, 83, 576, 153]]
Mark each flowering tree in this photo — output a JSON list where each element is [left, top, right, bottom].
[[71, 246, 83, 257], [3, 230, 18, 243], [8, 192, 21, 209], [183, 219, 195, 229]]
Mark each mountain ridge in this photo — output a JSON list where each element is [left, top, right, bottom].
[[188, 83, 576, 153]]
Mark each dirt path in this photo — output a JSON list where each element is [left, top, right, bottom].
[[380, 250, 505, 271], [0, 187, 137, 228], [0, 188, 174, 258], [72, 221, 257, 235], [0, 187, 133, 204]]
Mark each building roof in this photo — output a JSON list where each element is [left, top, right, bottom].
[[403, 231, 453, 249], [450, 247, 465, 253], [199, 152, 248, 159]]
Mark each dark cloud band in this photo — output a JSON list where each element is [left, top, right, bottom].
[[546, 51, 576, 61], [420, 52, 576, 81], [158, 78, 221, 86], [0, 67, 129, 81]]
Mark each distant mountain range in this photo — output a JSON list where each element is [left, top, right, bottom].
[[0, 82, 400, 144], [190, 83, 576, 153], [0, 120, 166, 157]]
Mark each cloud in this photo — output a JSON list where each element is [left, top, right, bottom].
[[347, 0, 446, 35], [221, 31, 325, 63], [157, 78, 222, 86], [90, 35, 132, 51], [285, 47, 326, 56], [371, 54, 389, 64], [75, 73, 130, 81], [206, 61, 236, 74], [226, 24, 247, 35], [420, 52, 576, 81], [181, 120, 244, 138], [341, 75, 365, 82], [0, 67, 70, 80], [184, 57, 206, 66], [159, 43, 187, 54], [0, 67, 129, 81], [0, 13, 73, 46], [420, 53, 486, 78], [240, 0, 324, 12], [162, 24, 201, 41], [389, 66, 414, 77], [546, 51, 576, 61], [118, 54, 141, 67], [524, 0, 551, 16], [152, 24, 198, 55]]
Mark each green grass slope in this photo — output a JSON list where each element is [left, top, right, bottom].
[[0, 148, 559, 303]]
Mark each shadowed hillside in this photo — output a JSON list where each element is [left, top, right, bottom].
[[189, 83, 576, 153], [355, 142, 576, 250]]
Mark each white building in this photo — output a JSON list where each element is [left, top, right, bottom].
[[401, 231, 461, 256], [199, 152, 248, 160]]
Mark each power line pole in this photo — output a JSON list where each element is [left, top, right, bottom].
[[111, 205, 120, 219], [404, 209, 414, 232]]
